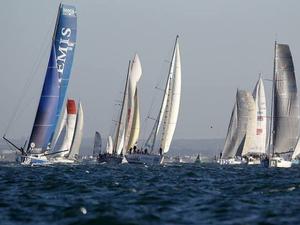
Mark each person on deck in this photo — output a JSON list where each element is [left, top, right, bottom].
[[159, 148, 163, 156]]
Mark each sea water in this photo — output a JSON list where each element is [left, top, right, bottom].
[[0, 162, 300, 225]]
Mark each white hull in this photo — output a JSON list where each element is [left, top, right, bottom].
[[21, 154, 50, 166], [219, 158, 244, 165], [125, 154, 163, 165], [50, 157, 75, 164], [246, 156, 261, 165], [269, 157, 292, 168]]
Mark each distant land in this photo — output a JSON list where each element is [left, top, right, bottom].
[[0, 138, 224, 161]]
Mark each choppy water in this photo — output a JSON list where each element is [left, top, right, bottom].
[[1, 162, 300, 225]]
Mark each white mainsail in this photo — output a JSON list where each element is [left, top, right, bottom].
[[68, 102, 84, 159], [123, 54, 142, 153], [160, 36, 181, 153], [241, 92, 257, 156], [116, 130, 125, 155], [127, 89, 140, 149], [252, 77, 267, 154], [105, 136, 113, 154]]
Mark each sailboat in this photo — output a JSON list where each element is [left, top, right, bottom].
[[3, 4, 77, 165], [93, 131, 102, 158], [125, 36, 181, 165], [98, 54, 142, 164], [245, 76, 267, 165], [194, 154, 201, 164], [220, 90, 256, 165], [50, 100, 84, 163], [268, 42, 300, 168]]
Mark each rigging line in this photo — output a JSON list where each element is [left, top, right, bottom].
[[3, 17, 56, 136]]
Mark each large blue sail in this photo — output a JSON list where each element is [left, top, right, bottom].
[[53, 4, 77, 137], [27, 45, 60, 153]]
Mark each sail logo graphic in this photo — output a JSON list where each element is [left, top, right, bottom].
[[57, 27, 74, 83], [62, 8, 75, 16]]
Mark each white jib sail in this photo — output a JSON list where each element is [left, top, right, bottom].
[[58, 99, 77, 157], [241, 92, 257, 156], [52, 107, 67, 149], [252, 77, 267, 154], [160, 37, 181, 153], [68, 102, 84, 159]]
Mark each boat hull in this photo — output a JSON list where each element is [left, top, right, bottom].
[[21, 154, 50, 166], [50, 157, 75, 164], [125, 154, 163, 165], [219, 158, 244, 165], [269, 157, 292, 168], [97, 154, 123, 164]]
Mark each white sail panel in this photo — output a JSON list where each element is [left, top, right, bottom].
[[242, 92, 257, 156], [252, 78, 267, 154], [58, 99, 77, 156], [105, 136, 113, 154], [271, 43, 300, 155], [292, 137, 300, 159], [128, 89, 140, 149], [160, 38, 181, 153], [123, 54, 142, 153], [52, 107, 67, 149], [222, 103, 238, 159], [68, 102, 84, 159], [222, 90, 253, 159]]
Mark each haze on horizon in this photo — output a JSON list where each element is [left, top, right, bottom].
[[0, 0, 299, 143]]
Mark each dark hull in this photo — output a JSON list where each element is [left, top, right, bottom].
[[97, 154, 123, 164], [125, 154, 163, 165]]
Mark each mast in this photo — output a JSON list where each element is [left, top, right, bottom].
[[113, 61, 131, 154], [149, 35, 179, 153], [268, 41, 277, 157]]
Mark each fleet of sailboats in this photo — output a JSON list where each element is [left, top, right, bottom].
[[220, 42, 300, 168], [2, 3, 300, 169]]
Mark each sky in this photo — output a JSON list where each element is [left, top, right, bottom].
[[0, 0, 300, 141]]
